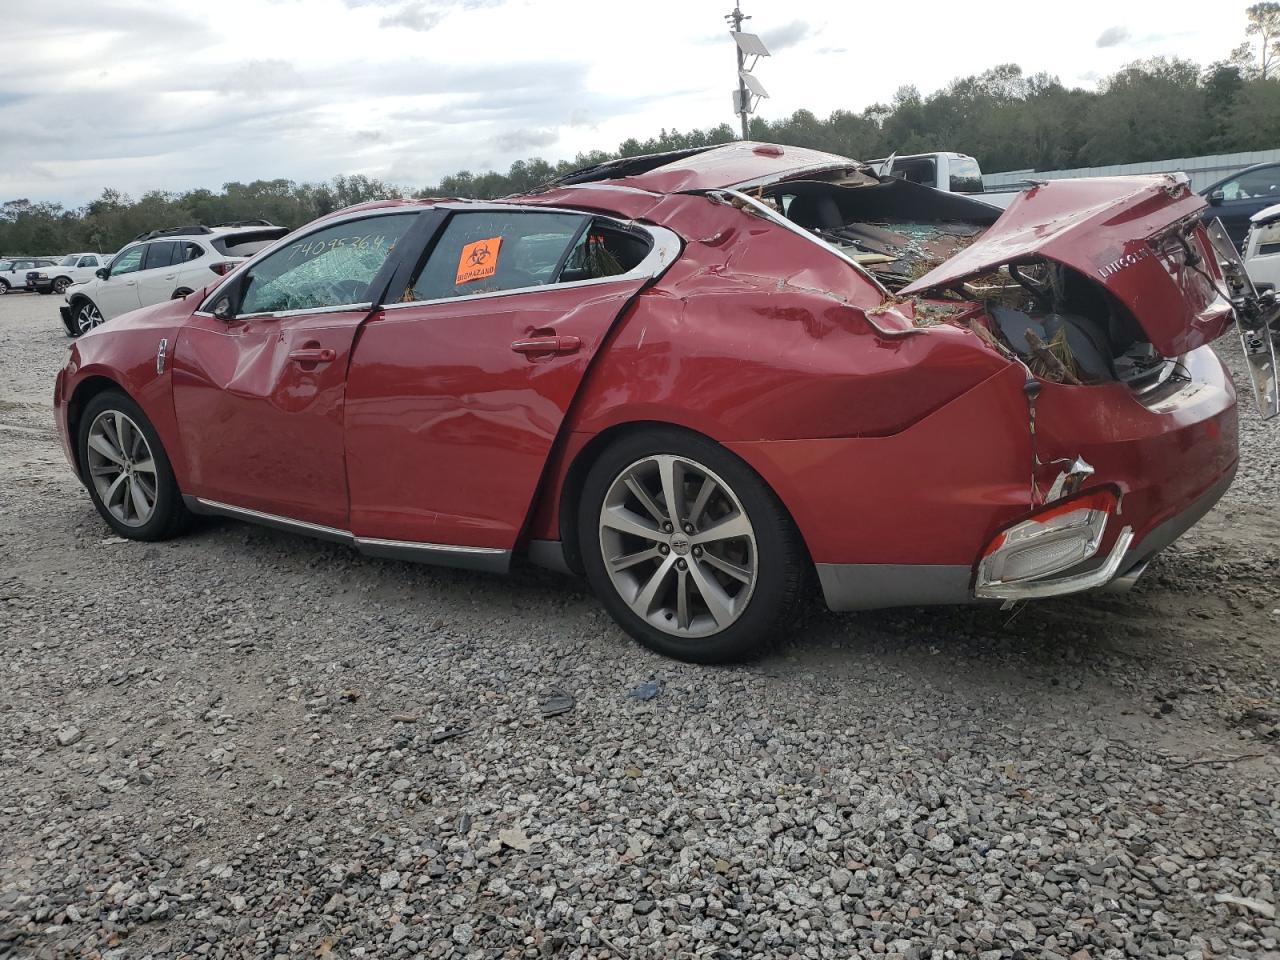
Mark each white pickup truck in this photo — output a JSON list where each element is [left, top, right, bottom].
[[866, 151, 1019, 209]]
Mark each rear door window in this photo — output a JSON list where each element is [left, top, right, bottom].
[[948, 157, 984, 193], [142, 241, 180, 270], [407, 210, 587, 302]]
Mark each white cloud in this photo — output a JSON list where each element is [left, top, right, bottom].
[[0, 0, 1250, 206], [1095, 25, 1131, 48]]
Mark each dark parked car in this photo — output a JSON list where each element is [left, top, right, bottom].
[[1202, 161, 1280, 249]]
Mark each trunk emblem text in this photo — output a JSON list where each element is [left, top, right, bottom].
[[1097, 248, 1150, 280]]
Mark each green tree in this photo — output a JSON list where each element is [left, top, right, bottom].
[[1244, 2, 1280, 79]]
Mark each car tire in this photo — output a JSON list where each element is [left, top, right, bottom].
[[170, 287, 194, 300], [70, 298, 104, 336], [0, 279, 9, 294], [77, 390, 190, 542], [578, 428, 804, 663], [53, 277, 71, 295]]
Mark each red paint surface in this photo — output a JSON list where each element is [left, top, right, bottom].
[[52, 144, 1241, 599]]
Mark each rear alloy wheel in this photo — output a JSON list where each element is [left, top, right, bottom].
[[580, 430, 803, 663], [53, 277, 72, 295], [73, 299, 103, 335], [78, 391, 189, 541]]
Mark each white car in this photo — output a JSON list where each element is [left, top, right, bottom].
[[30, 253, 109, 296], [60, 220, 289, 336], [0, 257, 58, 294], [1244, 202, 1280, 293]]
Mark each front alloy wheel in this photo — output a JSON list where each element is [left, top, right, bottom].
[[86, 410, 158, 527], [77, 391, 189, 541], [74, 300, 102, 334], [581, 430, 803, 663]]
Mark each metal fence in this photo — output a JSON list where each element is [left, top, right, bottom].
[[983, 148, 1280, 193]]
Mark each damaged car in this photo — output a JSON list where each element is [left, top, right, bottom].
[[53, 142, 1277, 663]]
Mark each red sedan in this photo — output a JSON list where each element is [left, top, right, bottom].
[[54, 142, 1247, 662]]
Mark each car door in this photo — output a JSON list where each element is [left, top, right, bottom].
[[133, 240, 183, 306], [95, 244, 144, 318], [1212, 166, 1280, 248], [171, 210, 420, 529], [75, 255, 99, 283], [345, 207, 676, 556]]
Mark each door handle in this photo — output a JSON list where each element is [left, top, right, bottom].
[[510, 335, 581, 355], [163, 274, 176, 280], [289, 347, 336, 363]]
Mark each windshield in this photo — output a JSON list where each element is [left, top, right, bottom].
[[59, 255, 78, 266]]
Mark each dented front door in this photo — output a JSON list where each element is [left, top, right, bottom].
[[171, 309, 365, 528]]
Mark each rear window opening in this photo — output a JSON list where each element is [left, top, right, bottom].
[[769, 177, 1000, 293], [763, 177, 1181, 392]]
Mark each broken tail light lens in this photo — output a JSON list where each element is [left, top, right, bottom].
[[977, 489, 1118, 587], [209, 262, 236, 276]]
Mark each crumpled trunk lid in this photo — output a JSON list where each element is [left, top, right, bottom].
[[901, 174, 1234, 358]]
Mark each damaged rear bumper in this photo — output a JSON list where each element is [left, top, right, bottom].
[[817, 463, 1233, 610]]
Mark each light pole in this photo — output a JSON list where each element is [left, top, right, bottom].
[[726, 3, 769, 141]]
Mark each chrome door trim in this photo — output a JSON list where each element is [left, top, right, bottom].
[[185, 496, 511, 573]]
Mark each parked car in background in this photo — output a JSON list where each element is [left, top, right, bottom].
[[0, 257, 57, 294], [52, 143, 1256, 663], [1244, 202, 1280, 292], [30, 253, 109, 295], [60, 221, 289, 336], [1201, 161, 1280, 250], [865, 151, 1021, 210]]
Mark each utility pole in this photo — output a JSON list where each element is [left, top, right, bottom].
[[726, 4, 769, 141], [728, 2, 750, 140]]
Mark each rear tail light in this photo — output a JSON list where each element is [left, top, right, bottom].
[[209, 262, 235, 276], [977, 489, 1118, 587]]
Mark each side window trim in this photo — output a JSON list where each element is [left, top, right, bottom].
[[382, 219, 681, 312], [197, 207, 429, 317]]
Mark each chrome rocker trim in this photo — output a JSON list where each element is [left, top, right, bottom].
[[184, 496, 511, 573]]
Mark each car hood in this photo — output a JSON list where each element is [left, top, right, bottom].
[[901, 174, 1233, 357]]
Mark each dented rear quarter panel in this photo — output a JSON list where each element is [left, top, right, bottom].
[[530, 194, 1027, 557]]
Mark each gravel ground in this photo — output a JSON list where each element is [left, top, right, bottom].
[[0, 290, 1277, 960]]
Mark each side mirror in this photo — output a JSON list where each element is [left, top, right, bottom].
[[95, 267, 109, 280], [1208, 189, 1225, 206], [211, 272, 248, 320], [212, 296, 235, 321]]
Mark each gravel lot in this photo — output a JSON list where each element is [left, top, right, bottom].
[[0, 289, 1277, 960]]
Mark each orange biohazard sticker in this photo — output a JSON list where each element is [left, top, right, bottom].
[[455, 236, 503, 285]]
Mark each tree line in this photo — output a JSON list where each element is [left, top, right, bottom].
[[3, 4, 1279, 257]]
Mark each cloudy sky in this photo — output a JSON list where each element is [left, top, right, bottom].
[[0, 0, 1251, 207]]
